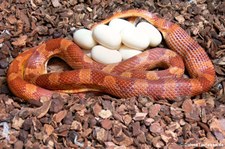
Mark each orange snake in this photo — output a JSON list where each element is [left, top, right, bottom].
[[7, 9, 216, 104]]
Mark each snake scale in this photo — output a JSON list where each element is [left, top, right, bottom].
[[7, 9, 216, 104]]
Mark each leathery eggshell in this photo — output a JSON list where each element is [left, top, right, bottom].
[[73, 29, 97, 50], [109, 18, 135, 33], [92, 24, 121, 50], [119, 45, 142, 60], [121, 26, 151, 50], [136, 22, 162, 47], [91, 45, 122, 64]]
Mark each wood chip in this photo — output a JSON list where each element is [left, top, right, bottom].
[[149, 104, 161, 118], [12, 116, 24, 130], [98, 109, 112, 119], [175, 15, 185, 24], [150, 122, 163, 134], [101, 119, 112, 130], [93, 102, 102, 116], [12, 35, 27, 46], [51, 0, 61, 7], [44, 124, 54, 136], [71, 120, 82, 131], [133, 112, 147, 121], [94, 127, 107, 142], [33, 98, 52, 118], [53, 110, 67, 123]]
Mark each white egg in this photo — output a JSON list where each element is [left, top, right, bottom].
[[73, 29, 97, 50], [92, 25, 121, 50], [91, 45, 122, 64], [121, 26, 151, 50], [119, 45, 142, 60], [136, 22, 162, 47], [109, 18, 135, 33]]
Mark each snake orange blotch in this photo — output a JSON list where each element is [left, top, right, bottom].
[[7, 9, 216, 104]]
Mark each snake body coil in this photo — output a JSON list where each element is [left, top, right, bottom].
[[7, 9, 215, 103]]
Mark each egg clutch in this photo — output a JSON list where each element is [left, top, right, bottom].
[[73, 19, 162, 64]]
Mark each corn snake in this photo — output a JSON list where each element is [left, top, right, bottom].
[[7, 9, 216, 104]]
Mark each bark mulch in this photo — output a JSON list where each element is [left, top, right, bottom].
[[0, 0, 225, 148]]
